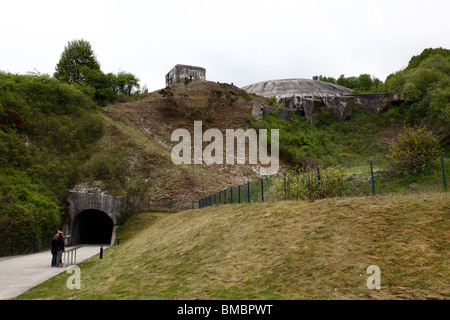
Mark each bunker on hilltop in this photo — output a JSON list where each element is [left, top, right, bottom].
[[242, 78, 352, 98], [242, 78, 403, 124], [166, 64, 206, 87]]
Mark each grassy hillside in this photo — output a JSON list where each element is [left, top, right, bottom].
[[85, 80, 279, 211], [18, 193, 449, 300], [0, 76, 275, 250], [0, 73, 103, 248]]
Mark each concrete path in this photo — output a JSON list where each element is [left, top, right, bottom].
[[0, 245, 106, 300]]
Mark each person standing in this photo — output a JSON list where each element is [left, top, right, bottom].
[[56, 231, 65, 267], [50, 232, 60, 267]]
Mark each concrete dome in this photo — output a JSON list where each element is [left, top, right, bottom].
[[241, 78, 352, 98]]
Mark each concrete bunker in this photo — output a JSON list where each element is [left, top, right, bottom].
[[165, 64, 206, 87], [243, 79, 404, 124]]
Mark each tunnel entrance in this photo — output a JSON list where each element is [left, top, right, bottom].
[[73, 209, 114, 244]]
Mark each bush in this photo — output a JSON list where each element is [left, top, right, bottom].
[[387, 126, 441, 176], [0, 169, 61, 240], [277, 166, 346, 201]]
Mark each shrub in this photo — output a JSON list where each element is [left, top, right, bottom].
[[211, 89, 223, 98], [387, 126, 441, 176], [277, 166, 346, 201]]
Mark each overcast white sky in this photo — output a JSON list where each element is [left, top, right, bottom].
[[1, 0, 449, 91]]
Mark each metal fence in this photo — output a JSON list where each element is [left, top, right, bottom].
[[0, 233, 53, 257], [153, 155, 448, 211]]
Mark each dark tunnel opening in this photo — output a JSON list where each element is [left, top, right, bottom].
[[73, 209, 114, 244]]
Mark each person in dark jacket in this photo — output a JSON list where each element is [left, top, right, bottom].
[[56, 231, 65, 267], [51, 232, 60, 267]]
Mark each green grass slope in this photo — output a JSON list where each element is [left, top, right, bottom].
[[18, 193, 449, 300]]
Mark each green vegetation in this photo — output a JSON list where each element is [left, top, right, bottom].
[[277, 166, 346, 201], [387, 127, 441, 176], [17, 193, 450, 300], [254, 106, 393, 168], [313, 73, 382, 93], [54, 39, 141, 106], [272, 48, 450, 172], [258, 48, 449, 200], [0, 72, 103, 247], [384, 47, 450, 144]]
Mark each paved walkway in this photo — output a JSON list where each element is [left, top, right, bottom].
[[0, 245, 106, 300]]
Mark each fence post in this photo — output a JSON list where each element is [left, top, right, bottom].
[[148, 200, 150, 211], [370, 161, 375, 195], [261, 178, 264, 202], [224, 189, 227, 204], [169, 199, 172, 213], [238, 185, 241, 203], [11, 235, 15, 256], [230, 187, 233, 203], [247, 182, 250, 203], [317, 168, 321, 190], [284, 173, 287, 201], [441, 154, 448, 192]]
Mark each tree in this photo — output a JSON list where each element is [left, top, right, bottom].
[[83, 69, 117, 106], [406, 47, 450, 70], [116, 72, 140, 96], [384, 48, 450, 144], [54, 39, 101, 84], [54, 39, 141, 106], [315, 74, 381, 92], [357, 74, 373, 92]]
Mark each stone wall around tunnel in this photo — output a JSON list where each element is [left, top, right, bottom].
[[67, 188, 126, 246]]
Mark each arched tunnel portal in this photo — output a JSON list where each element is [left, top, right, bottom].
[[67, 188, 126, 247], [72, 209, 114, 244]]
